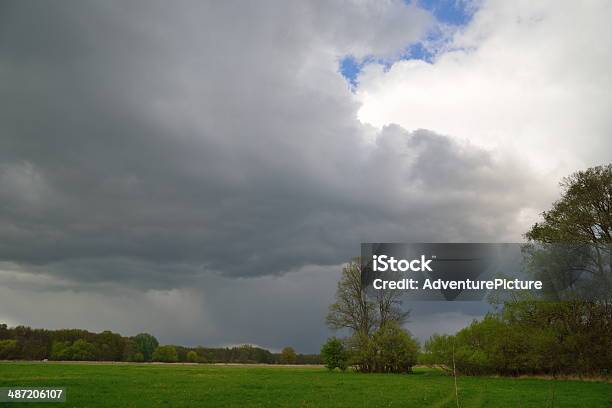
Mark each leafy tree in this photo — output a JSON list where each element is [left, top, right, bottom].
[[152, 345, 178, 362], [320, 337, 347, 371], [0, 339, 18, 359], [186, 350, 199, 363], [94, 330, 123, 361], [50, 341, 71, 360], [133, 333, 159, 362], [526, 164, 611, 244], [70, 339, 96, 361], [279, 347, 297, 364]]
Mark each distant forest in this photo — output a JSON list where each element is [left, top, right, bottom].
[[0, 324, 320, 365]]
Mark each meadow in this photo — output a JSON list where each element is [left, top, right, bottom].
[[0, 362, 610, 407]]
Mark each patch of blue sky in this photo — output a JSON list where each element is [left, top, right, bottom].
[[338, 0, 476, 90], [417, 0, 476, 26]]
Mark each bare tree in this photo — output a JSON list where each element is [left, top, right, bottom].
[[326, 257, 409, 336]]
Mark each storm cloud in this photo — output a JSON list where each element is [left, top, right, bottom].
[[0, 0, 602, 351]]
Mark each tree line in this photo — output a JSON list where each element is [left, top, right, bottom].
[[0, 324, 319, 364]]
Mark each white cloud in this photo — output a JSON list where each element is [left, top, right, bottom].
[[356, 0, 612, 176]]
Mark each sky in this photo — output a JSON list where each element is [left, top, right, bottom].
[[0, 0, 611, 353]]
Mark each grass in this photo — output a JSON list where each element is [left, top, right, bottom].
[[0, 362, 610, 407]]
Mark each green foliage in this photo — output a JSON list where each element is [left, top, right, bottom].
[[70, 339, 97, 361], [0, 323, 319, 365], [526, 164, 611, 244], [50, 339, 96, 361], [422, 302, 612, 377], [0, 339, 18, 359], [132, 352, 145, 362], [320, 337, 348, 371], [133, 333, 159, 362], [349, 323, 419, 373], [152, 345, 178, 363], [186, 350, 198, 363], [280, 347, 297, 364]]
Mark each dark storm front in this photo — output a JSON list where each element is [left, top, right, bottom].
[[361, 243, 612, 301]]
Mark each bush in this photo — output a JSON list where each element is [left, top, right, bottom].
[[320, 337, 348, 371], [152, 345, 178, 362], [371, 323, 418, 373], [422, 302, 612, 377], [349, 323, 419, 373]]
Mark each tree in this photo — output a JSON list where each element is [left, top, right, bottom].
[[326, 258, 375, 336], [280, 347, 297, 364], [152, 345, 178, 362], [525, 164, 611, 300], [325, 257, 412, 374], [70, 339, 96, 361], [526, 164, 611, 244], [326, 258, 408, 337], [133, 333, 159, 362], [320, 337, 347, 371], [186, 350, 199, 363], [50, 341, 71, 360], [524, 164, 611, 375], [121, 338, 141, 362], [0, 339, 18, 359]]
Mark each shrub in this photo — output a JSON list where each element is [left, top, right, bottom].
[[370, 323, 418, 373], [320, 337, 348, 371], [349, 323, 419, 373]]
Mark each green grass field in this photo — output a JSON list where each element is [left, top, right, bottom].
[[0, 363, 610, 407]]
